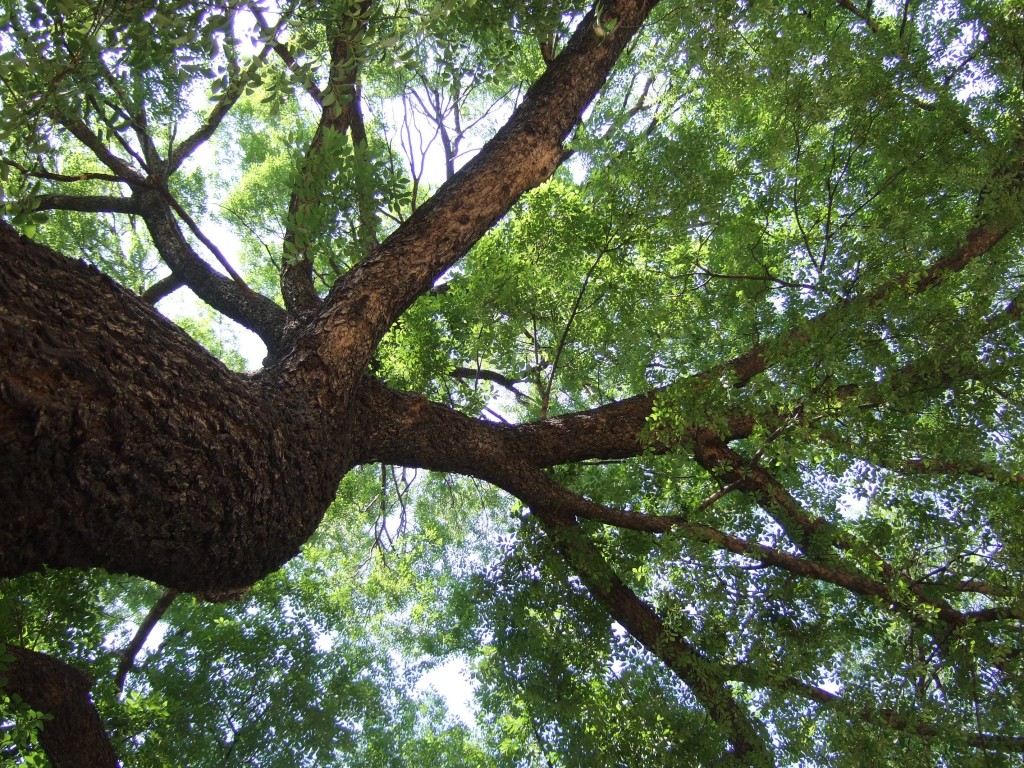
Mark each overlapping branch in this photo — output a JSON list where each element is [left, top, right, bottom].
[[532, 508, 774, 764], [362, 376, 1022, 757], [358, 380, 772, 760], [140, 273, 185, 304], [134, 189, 289, 351], [363, 191, 1024, 744]]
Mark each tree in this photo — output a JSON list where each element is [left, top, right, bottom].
[[1, 0, 1023, 764]]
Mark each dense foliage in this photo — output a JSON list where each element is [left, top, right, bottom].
[[2, 0, 1024, 764]]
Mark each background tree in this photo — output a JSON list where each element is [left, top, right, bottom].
[[2, 0, 1024, 765]]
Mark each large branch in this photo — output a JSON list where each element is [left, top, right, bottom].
[[361, 379, 1021, 759], [134, 189, 289, 355], [357, 380, 771, 762], [1, 645, 120, 768], [727, 218, 1016, 386], [479, 211, 1021, 469], [31, 194, 141, 215], [287, 0, 660, 383], [361, 374, 1019, 617], [532, 510, 775, 764]]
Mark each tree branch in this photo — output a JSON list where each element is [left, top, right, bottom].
[[1, 645, 120, 768], [688, 430, 1007, 630], [694, 260, 819, 291], [140, 273, 185, 304], [158, 185, 254, 291], [288, 0, 661, 385], [726, 218, 1018, 387], [3, 159, 126, 186], [531, 510, 775, 764], [361, 376, 1023, 759], [31, 194, 140, 215], [359, 381, 772, 762], [895, 457, 1024, 485], [540, 246, 608, 417], [441, 211, 1021, 471], [280, 2, 372, 315], [134, 189, 289, 355], [834, 0, 880, 32], [450, 366, 531, 401], [57, 119, 145, 183], [114, 588, 178, 692], [251, 7, 323, 105], [168, 34, 278, 174], [742, 668, 1024, 752], [362, 379, 1018, 627]]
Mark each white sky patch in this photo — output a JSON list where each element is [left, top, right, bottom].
[[837, 490, 870, 519], [315, 631, 335, 653], [417, 657, 478, 727], [836, 462, 878, 520], [156, 284, 268, 370]]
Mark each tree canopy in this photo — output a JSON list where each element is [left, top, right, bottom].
[[2, 0, 1024, 765]]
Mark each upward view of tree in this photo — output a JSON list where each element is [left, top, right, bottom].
[[1, 0, 1023, 764]]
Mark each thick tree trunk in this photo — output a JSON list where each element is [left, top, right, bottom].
[[0, 223, 353, 590]]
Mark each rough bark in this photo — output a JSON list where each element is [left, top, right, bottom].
[[0, 223, 350, 590], [283, 0, 660, 392]]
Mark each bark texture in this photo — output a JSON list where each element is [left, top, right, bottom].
[[0, 223, 352, 590], [0, 0, 664, 595]]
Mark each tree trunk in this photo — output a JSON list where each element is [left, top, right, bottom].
[[0, 223, 353, 590], [2, 645, 120, 768]]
